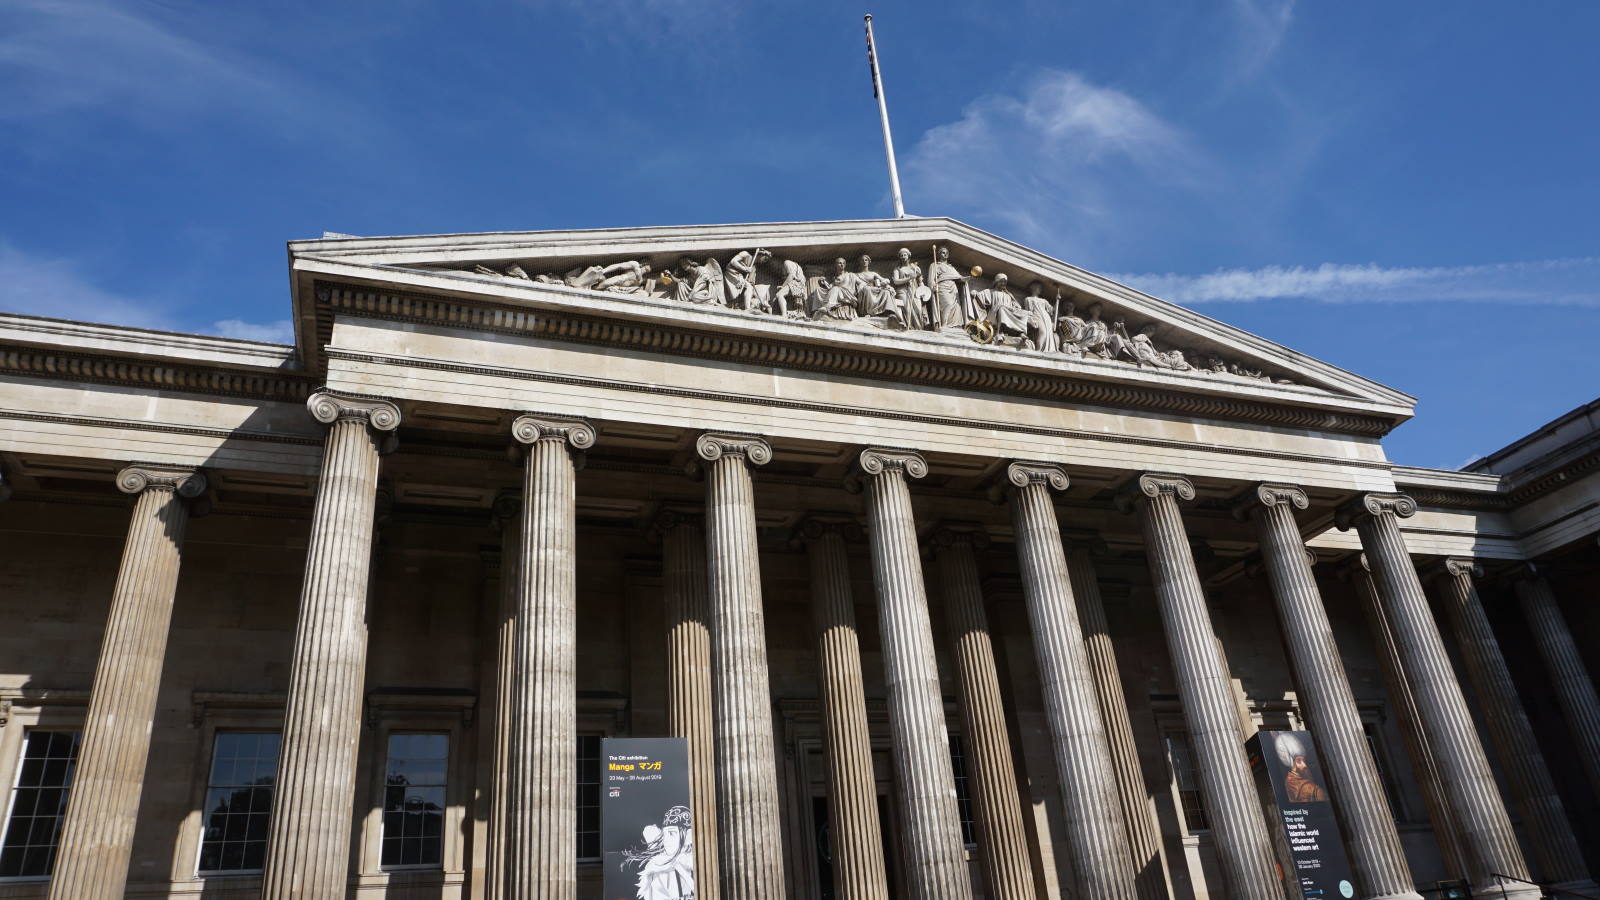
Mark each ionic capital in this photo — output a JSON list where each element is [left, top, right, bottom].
[[1443, 557, 1482, 580], [1233, 482, 1308, 520], [1005, 461, 1069, 492], [306, 390, 401, 432], [856, 447, 928, 479], [1115, 472, 1194, 513], [1334, 492, 1417, 531], [116, 464, 207, 498], [512, 414, 597, 450], [695, 432, 772, 466]]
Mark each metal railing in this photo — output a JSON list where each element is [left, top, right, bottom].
[[1490, 872, 1600, 900]]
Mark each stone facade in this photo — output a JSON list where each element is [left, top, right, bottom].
[[0, 219, 1597, 899]]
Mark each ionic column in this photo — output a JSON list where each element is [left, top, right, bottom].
[[932, 524, 1035, 900], [262, 391, 400, 898], [696, 433, 786, 898], [657, 510, 720, 900], [1062, 537, 1169, 900], [48, 465, 206, 900], [1346, 557, 1465, 877], [855, 448, 971, 900], [1127, 473, 1279, 900], [802, 518, 890, 900], [1513, 574, 1600, 802], [1244, 485, 1420, 900], [486, 490, 522, 900], [1434, 560, 1595, 891], [1337, 493, 1536, 900], [1006, 463, 1137, 899], [503, 414, 593, 900]]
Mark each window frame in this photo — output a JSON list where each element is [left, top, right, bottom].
[[0, 689, 88, 884], [357, 692, 474, 882], [194, 729, 282, 877], [181, 692, 285, 883], [376, 731, 452, 872]]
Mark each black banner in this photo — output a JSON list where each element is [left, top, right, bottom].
[[1247, 730, 1357, 899], [601, 737, 695, 900]]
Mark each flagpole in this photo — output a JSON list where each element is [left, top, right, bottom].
[[864, 14, 907, 218]]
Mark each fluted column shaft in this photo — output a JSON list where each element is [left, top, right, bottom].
[[661, 512, 720, 900], [805, 521, 890, 900], [263, 392, 400, 898], [935, 528, 1035, 900], [1131, 474, 1279, 900], [1514, 576, 1600, 802], [1347, 563, 1465, 877], [48, 466, 205, 900], [857, 448, 971, 900], [486, 492, 522, 900], [1343, 494, 1534, 899], [698, 433, 786, 899], [1008, 464, 1136, 899], [1435, 562, 1594, 889], [504, 416, 592, 900], [1064, 542, 1169, 900], [1249, 486, 1419, 900]]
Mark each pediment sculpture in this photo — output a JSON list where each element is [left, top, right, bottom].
[[462, 245, 1292, 385]]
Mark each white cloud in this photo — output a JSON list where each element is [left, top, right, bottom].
[[1227, 0, 1296, 83], [1111, 258, 1600, 306], [0, 241, 170, 327], [210, 318, 294, 344], [904, 69, 1210, 256]]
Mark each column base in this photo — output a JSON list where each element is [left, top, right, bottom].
[[1364, 891, 1423, 900], [1554, 878, 1600, 897], [1485, 882, 1544, 900]]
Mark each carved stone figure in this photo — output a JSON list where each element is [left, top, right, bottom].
[[1057, 296, 1087, 357], [771, 256, 807, 319], [891, 248, 931, 331], [854, 255, 903, 328], [927, 245, 964, 332], [673, 256, 725, 306], [1021, 282, 1060, 353], [725, 249, 760, 310], [1078, 303, 1111, 358], [593, 260, 653, 294], [812, 257, 860, 321], [967, 273, 1030, 346]]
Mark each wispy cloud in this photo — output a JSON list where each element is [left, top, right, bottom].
[[1112, 258, 1600, 306], [0, 242, 293, 342], [211, 318, 294, 343], [1226, 0, 1296, 83], [905, 69, 1209, 254]]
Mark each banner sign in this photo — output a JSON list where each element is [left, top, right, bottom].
[[601, 737, 695, 900], [1246, 730, 1357, 900]]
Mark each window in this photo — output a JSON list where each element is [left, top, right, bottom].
[[0, 730, 80, 878], [948, 734, 977, 848], [1164, 731, 1210, 834], [381, 734, 448, 869], [577, 735, 601, 860], [198, 731, 279, 874]]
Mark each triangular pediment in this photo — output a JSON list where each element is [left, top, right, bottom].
[[288, 218, 1415, 425]]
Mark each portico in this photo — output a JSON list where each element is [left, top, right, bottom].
[[1, 219, 1597, 899]]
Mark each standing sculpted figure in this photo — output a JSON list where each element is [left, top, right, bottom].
[[725, 249, 761, 310], [1020, 281, 1060, 352], [890, 248, 931, 331], [926, 245, 964, 332], [811, 257, 860, 321], [672, 256, 724, 306]]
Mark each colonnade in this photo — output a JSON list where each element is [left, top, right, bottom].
[[31, 390, 1600, 900]]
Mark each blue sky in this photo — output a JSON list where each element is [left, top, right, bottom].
[[3, 0, 1597, 469]]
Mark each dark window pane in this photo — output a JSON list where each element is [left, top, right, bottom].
[[1, 731, 82, 877], [382, 733, 448, 868], [196, 732, 279, 873]]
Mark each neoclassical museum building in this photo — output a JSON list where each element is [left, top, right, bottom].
[[1, 218, 1597, 900]]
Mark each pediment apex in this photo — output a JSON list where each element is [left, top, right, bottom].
[[290, 217, 1414, 415]]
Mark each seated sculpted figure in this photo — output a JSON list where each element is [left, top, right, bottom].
[[811, 257, 860, 320], [1057, 297, 1087, 356], [1077, 303, 1111, 358], [968, 273, 1030, 345], [854, 255, 904, 328]]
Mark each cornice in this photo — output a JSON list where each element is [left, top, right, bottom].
[[0, 344, 317, 402], [312, 280, 1397, 437]]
